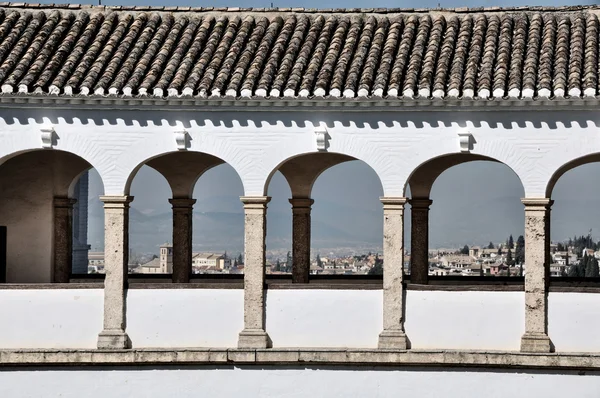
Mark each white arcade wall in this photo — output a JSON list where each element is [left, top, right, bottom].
[[127, 289, 244, 348], [405, 291, 525, 350], [1, 289, 599, 352], [1, 367, 599, 398], [549, 292, 600, 352], [0, 289, 103, 349]]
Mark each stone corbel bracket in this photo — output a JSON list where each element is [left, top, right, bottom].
[[41, 126, 57, 149], [458, 132, 474, 153], [315, 125, 330, 152], [174, 130, 191, 151]]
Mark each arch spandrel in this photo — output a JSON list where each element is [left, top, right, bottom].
[[145, 152, 225, 198]]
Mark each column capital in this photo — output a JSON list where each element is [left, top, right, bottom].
[[54, 197, 77, 208], [409, 198, 433, 209], [289, 197, 314, 209], [240, 196, 271, 209], [100, 195, 134, 209], [521, 198, 553, 210], [169, 198, 197, 208], [380, 196, 408, 209]]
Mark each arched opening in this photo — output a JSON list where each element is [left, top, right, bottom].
[[265, 152, 383, 281], [548, 156, 600, 278], [0, 149, 101, 283], [407, 155, 525, 281], [73, 169, 105, 276], [127, 165, 172, 275], [191, 163, 244, 275], [124, 152, 244, 280]]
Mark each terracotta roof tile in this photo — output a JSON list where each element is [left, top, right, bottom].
[[0, 4, 598, 101]]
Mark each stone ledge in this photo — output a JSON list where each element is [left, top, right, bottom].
[[2, 349, 600, 370]]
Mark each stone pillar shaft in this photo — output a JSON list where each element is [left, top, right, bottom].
[[290, 198, 314, 283], [378, 197, 410, 349], [521, 198, 554, 353], [410, 198, 432, 285], [238, 196, 272, 348], [97, 195, 133, 349], [53, 197, 76, 283], [170, 198, 196, 283]]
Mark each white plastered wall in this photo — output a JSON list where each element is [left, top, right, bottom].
[[0, 289, 102, 348], [266, 290, 383, 348], [549, 292, 600, 352], [405, 291, 525, 350], [2, 367, 600, 398], [127, 289, 244, 348]]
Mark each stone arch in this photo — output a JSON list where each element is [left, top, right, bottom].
[[404, 153, 526, 283], [264, 151, 384, 282], [545, 153, 600, 198], [406, 153, 526, 198], [124, 151, 246, 281], [144, 152, 226, 199], [122, 151, 241, 197], [0, 149, 105, 283], [264, 152, 377, 198]]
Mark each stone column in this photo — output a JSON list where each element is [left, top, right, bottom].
[[97, 195, 133, 349], [410, 198, 432, 285], [520, 198, 554, 353], [53, 197, 77, 283], [289, 198, 314, 283], [238, 196, 272, 348], [378, 197, 410, 349], [169, 198, 196, 283]]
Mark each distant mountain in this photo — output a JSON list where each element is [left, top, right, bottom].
[[88, 195, 385, 254]]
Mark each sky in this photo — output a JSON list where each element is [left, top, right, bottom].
[[66, 0, 600, 255]]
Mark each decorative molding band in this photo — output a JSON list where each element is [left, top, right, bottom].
[[1, 348, 600, 370], [174, 130, 190, 151], [40, 126, 56, 148]]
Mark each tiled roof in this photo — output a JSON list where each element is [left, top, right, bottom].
[[0, 4, 599, 101]]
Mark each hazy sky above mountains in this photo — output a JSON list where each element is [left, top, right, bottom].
[[87, 158, 600, 255]]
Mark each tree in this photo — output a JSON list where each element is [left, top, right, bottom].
[[237, 253, 243, 265], [316, 254, 323, 268], [497, 245, 502, 256], [234, 259, 238, 267], [567, 264, 579, 277], [557, 242, 565, 252], [368, 254, 384, 275], [508, 235, 514, 249], [515, 235, 525, 264], [285, 251, 292, 273], [460, 245, 469, 255], [506, 250, 514, 266], [586, 256, 600, 278], [368, 262, 383, 275], [487, 242, 495, 249], [569, 255, 588, 277], [275, 259, 281, 272]]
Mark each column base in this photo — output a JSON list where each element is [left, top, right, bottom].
[[238, 329, 272, 349], [378, 330, 411, 350], [520, 333, 554, 353], [97, 330, 131, 349]]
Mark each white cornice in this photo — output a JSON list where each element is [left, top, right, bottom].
[[0, 94, 600, 113]]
